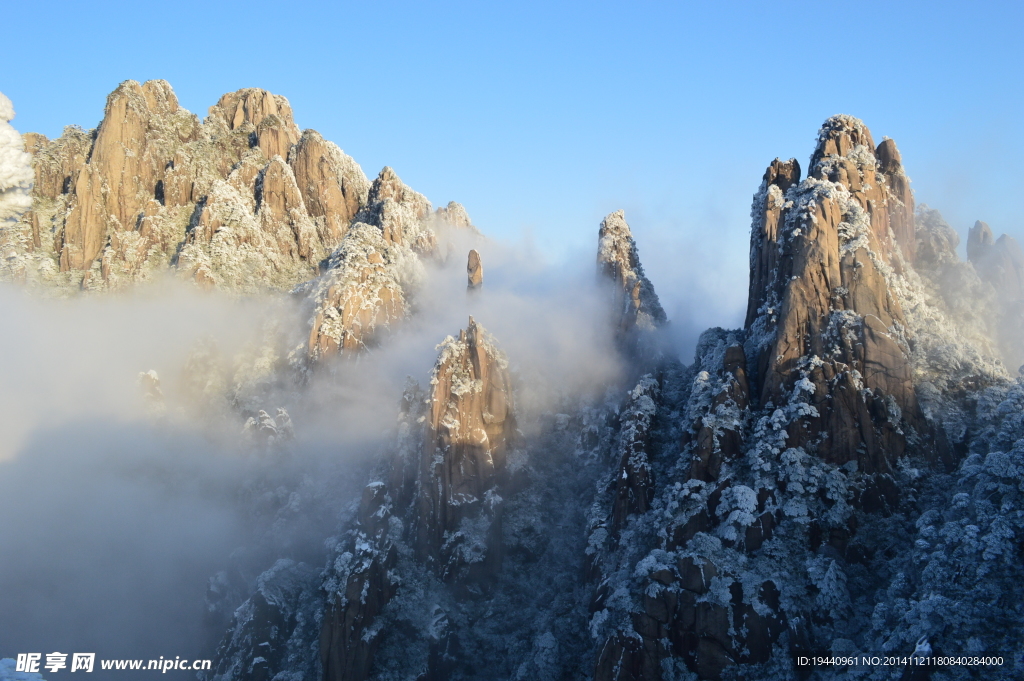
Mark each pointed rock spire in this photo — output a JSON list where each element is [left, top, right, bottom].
[[467, 249, 482, 290], [597, 210, 666, 338], [418, 316, 515, 584], [745, 115, 923, 473]]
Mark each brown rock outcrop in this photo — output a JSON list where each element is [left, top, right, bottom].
[[319, 321, 515, 680], [435, 201, 474, 230], [358, 166, 436, 253], [304, 222, 408, 360], [207, 87, 301, 157], [60, 80, 200, 271], [417, 317, 515, 585], [467, 249, 482, 290], [746, 115, 923, 474], [9, 80, 375, 291], [301, 166, 454, 361], [289, 130, 369, 243]]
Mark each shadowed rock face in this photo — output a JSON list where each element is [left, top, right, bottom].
[[320, 483, 400, 681], [8, 80, 370, 291], [746, 115, 923, 474]]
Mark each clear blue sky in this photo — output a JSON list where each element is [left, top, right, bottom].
[[5, 0, 1022, 334]]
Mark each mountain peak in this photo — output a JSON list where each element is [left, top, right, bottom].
[[597, 209, 666, 339]]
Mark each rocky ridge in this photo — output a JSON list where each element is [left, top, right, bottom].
[[0, 80, 475, 304], [585, 116, 1019, 681], [5, 84, 1023, 680]]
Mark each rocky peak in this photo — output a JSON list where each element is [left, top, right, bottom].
[[318, 321, 514, 681], [208, 88, 300, 139], [358, 166, 435, 252], [417, 317, 515, 585], [435, 201, 474, 229], [303, 222, 408, 360], [746, 115, 923, 474], [288, 130, 369, 242], [367, 166, 431, 217], [467, 249, 482, 290], [808, 115, 916, 264], [597, 209, 666, 339], [967, 220, 1024, 301], [967, 219, 996, 258], [60, 79, 201, 271]]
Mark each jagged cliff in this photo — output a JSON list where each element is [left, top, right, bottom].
[[5, 83, 1023, 680], [0, 80, 477, 302], [316, 317, 516, 681], [597, 209, 667, 351], [586, 116, 1020, 681], [4, 81, 370, 290]]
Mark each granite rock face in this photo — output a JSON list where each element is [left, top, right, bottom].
[[3, 80, 371, 291], [301, 167, 446, 361], [317, 319, 516, 681], [597, 210, 667, 358], [417, 317, 516, 584], [746, 115, 923, 474], [467, 249, 482, 290]]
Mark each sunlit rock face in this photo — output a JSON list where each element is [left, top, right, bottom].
[[417, 316, 516, 584], [301, 167, 447, 362], [5, 80, 372, 291], [746, 116, 924, 474], [316, 318, 515, 681]]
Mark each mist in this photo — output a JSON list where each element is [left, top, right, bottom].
[[0, 223, 685, 671]]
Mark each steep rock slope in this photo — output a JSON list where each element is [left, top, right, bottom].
[[588, 116, 1018, 681], [2, 81, 371, 291], [746, 116, 924, 473], [299, 168, 459, 361], [597, 209, 667, 352]]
